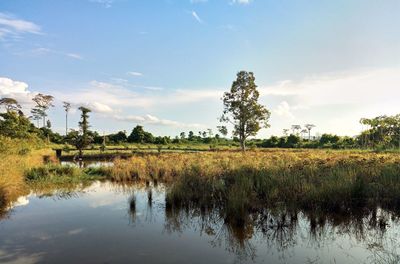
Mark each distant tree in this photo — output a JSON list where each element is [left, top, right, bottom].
[[0, 111, 36, 138], [180, 132, 186, 140], [32, 93, 54, 127], [188, 131, 195, 140], [283, 129, 289, 137], [109, 131, 127, 143], [127, 125, 155, 143], [304, 124, 315, 140], [286, 134, 300, 148], [217, 125, 228, 137], [220, 71, 270, 151], [207, 129, 213, 138], [291, 125, 301, 136], [69, 107, 92, 157], [300, 129, 308, 139], [63, 102, 72, 136], [0, 97, 21, 112], [319, 134, 340, 146], [128, 125, 145, 143], [30, 107, 44, 127], [202, 131, 207, 138]]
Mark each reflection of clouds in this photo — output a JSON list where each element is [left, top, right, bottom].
[[68, 228, 84, 236], [0, 249, 44, 264], [7, 196, 30, 210]]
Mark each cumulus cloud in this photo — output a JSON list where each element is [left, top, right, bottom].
[[274, 101, 295, 120], [114, 114, 203, 128], [261, 68, 400, 136], [0, 77, 29, 95], [0, 77, 35, 106], [260, 68, 400, 109], [0, 13, 41, 40]]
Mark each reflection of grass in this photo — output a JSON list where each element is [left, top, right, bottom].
[[0, 136, 52, 211], [104, 150, 400, 225], [25, 164, 107, 194]]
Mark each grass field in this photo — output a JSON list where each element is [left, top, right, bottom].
[[98, 149, 400, 225], [2, 141, 400, 226]]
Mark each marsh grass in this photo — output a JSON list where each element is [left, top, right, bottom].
[[0, 136, 51, 211], [104, 150, 400, 225]]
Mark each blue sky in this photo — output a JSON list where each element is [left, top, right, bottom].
[[0, 0, 399, 137]]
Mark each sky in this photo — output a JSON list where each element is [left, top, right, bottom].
[[0, 0, 399, 138]]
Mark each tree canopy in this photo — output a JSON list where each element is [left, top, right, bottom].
[[220, 71, 271, 151]]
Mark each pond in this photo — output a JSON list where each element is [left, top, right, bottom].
[[1, 181, 399, 264]]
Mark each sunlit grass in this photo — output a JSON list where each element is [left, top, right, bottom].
[[0, 136, 52, 210], [104, 150, 400, 225]]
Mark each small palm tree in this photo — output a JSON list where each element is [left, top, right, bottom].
[[304, 124, 316, 140]]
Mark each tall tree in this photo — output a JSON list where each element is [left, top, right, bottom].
[[220, 71, 270, 151], [304, 124, 316, 140], [69, 107, 92, 158], [283, 128, 289, 137], [63, 101, 72, 136], [217, 126, 228, 137], [32, 93, 54, 127], [0, 97, 21, 112], [291, 125, 301, 136]]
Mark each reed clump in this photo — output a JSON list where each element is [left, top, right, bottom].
[[107, 150, 400, 225], [0, 136, 50, 210]]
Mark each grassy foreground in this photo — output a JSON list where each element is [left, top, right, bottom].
[[0, 136, 53, 211], [101, 150, 400, 224]]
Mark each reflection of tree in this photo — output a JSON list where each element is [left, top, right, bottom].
[[128, 193, 136, 224], [164, 204, 400, 263], [164, 205, 257, 261], [256, 210, 298, 251]]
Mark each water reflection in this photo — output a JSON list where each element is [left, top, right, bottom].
[[60, 160, 114, 168], [0, 181, 399, 264]]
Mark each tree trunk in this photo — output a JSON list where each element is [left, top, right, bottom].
[[65, 113, 68, 136], [240, 138, 246, 152]]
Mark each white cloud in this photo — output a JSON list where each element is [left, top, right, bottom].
[[191, 11, 203, 23], [261, 68, 400, 136], [261, 68, 400, 108], [80, 102, 114, 114], [231, 0, 252, 5], [0, 13, 41, 40], [0, 77, 35, 108], [67, 53, 83, 60], [114, 114, 203, 128], [16, 48, 83, 60], [127, 71, 143, 77], [274, 101, 295, 120], [0, 77, 29, 95], [89, 0, 114, 8]]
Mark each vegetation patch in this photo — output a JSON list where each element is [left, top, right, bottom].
[[101, 151, 400, 225]]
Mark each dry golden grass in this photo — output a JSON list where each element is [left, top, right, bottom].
[[0, 136, 53, 209], [106, 149, 400, 224]]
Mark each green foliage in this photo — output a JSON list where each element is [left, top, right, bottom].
[[359, 114, 400, 149], [67, 107, 93, 156], [0, 111, 38, 138], [220, 71, 271, 150]]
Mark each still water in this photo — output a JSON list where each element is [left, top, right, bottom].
[[1, 181, 400, 264]]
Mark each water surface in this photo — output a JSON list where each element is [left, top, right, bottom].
[[1, 181, 399, 264]]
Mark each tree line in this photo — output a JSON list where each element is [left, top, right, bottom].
[[0, 71, 399, 152]]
